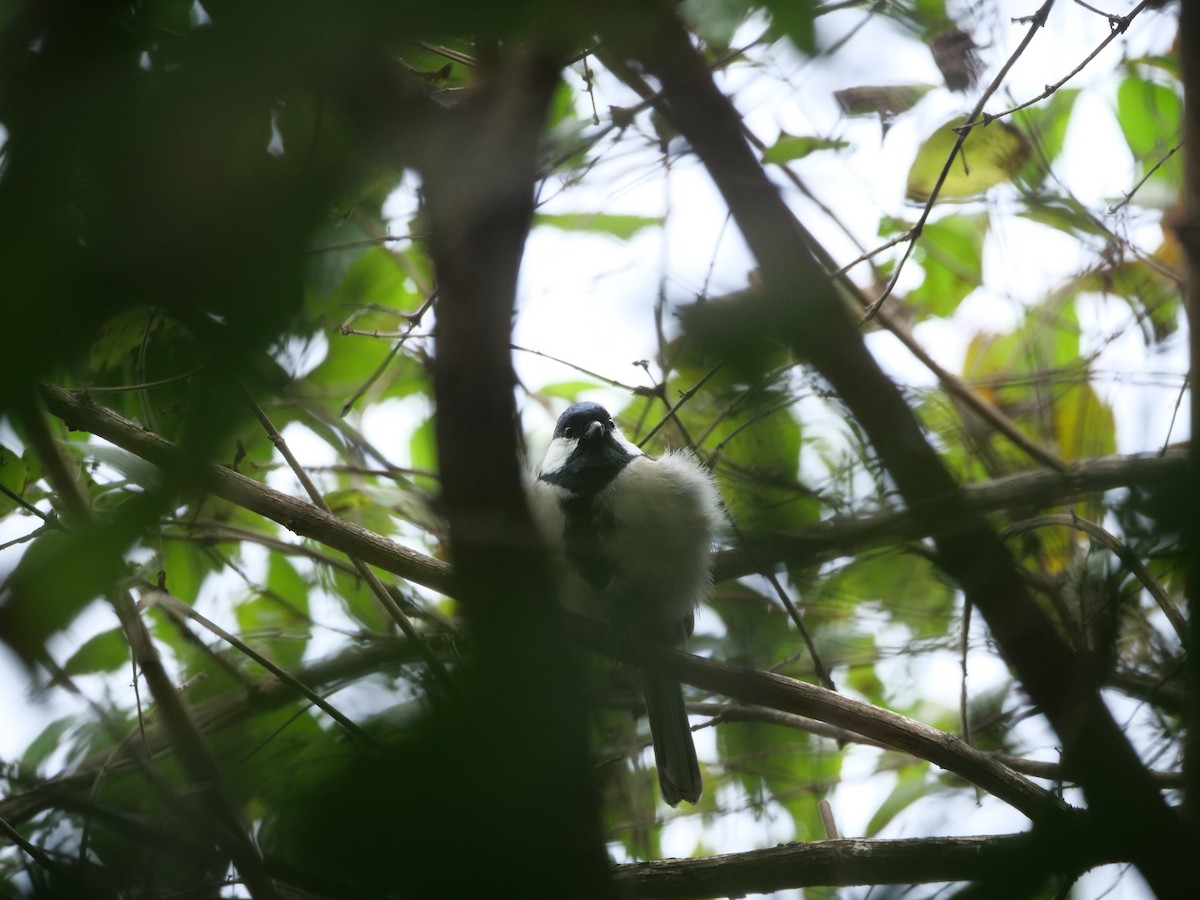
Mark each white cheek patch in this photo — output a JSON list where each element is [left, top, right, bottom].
[[611, 427, 644, 459], [538, 437, 578, 477]]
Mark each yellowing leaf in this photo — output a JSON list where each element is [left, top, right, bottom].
[[906, 117, 1031, 202], [834, 84, 935, 120]]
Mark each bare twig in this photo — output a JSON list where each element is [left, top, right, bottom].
[[999, 512, 1187, 643], [861, 0, 1057, 322], [239, 384, 457, 697], [1109, 141, 1184, 214]]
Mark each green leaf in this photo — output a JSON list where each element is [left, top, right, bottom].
[[328, 566, 386, 633], [682, 0, 753, 48], [266, 554, 311, 612], [161, 539, 216, 604], [865, 762, 930, 836], [409, 415, 439, 491], [361, 483, 444, 533], [1055, 383, 1115, 462], [706, 583, 793, 668], [306, 246, 427, 400], [818, 551, 955, 638], [762, 133, 850, 164], [910, 212, 989, 318], [534, 380, 607, 403], [89, 308, 162, 372], [532, 213, 664, 241], [21, 715, 78, 772], [326, 487, 398, 535], [717, 721, 842, 838], [762, 0, 817, 54], [64, 441, 163, 491], [906, 117, 1032, 202], [1013, 88, 1080, 186], [0, 444, 28, 517], [1019, 195, 1109, 239], [60, 627, 130, 678], [1116, 74, 1182, 206], [0, 530, 107, 666], [235, 556, 310, 669]]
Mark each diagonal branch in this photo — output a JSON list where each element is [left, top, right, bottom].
[[38, 382, 454, 595], [568, 614, 1068, 822], [607, 4, 1191, 889]]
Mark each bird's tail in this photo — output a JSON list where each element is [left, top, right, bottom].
[[641, 670, 702, 806]]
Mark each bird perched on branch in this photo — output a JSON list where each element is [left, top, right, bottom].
[[529, 401, 725, 806]]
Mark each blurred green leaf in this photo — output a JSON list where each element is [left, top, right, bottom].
[[1116, 73, 1182, 206], [1055, 383, 1115, 462], [1013, 88, 1080, 187], [0, 444, 28, 517], [60, 627, 130, 679], [824, 552, 955, 638], [1019, 195, 1109, 238], [865, 762, 930, 836], [1, 524, 133, 667], [20, 715, 78, 773], [236, 556, 310, 669], [762, 0, 817, 53], [762, 133, 850, 164], [534, 380, 607, 403], [910, 212, 989, 318], [907, 117, 1031, 202], [533, 213, 664, 241], [409, 415, 439, 489], [327, 566, 386, 633], [682, 0, 753, 48], [161, 538, 216, 604]]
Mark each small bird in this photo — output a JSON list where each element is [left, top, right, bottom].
[[528, 401, 724, 806]]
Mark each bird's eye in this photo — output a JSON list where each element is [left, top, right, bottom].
[[605, 419, 615, 430], [563, 426, 575, 439]]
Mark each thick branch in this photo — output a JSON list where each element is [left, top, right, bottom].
[[715, 447, 1188, 581], [569, 616, 1067, 822], [38, 382, 454, 596], [418, 50, 614, 895], [612, 5, 1191, 888], [1177, 0, 1200, 830], [41, 381, 1186, 596], [613, 831, 1121, 898]]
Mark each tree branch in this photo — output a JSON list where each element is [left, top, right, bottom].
[[38, 382, 454, 596], [612, 831, 1122, 898], [610, 4, 1192, 889], [568, 616, 1067, 822], [715, 447, 1188, 581]]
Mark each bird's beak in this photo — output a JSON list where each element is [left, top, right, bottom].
[[584, 421, 604, 442]]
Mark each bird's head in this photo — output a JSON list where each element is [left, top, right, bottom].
[[538, 401, 641, 493]]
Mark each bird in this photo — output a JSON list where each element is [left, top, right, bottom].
[[528, 400, 725, 806]]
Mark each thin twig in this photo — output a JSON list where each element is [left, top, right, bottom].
[[142, 588, 384, 748], [999, 512, 1187, 643], [956, 1, 1153, 134], [637, 363, 723, 448], [239, 384, 459, 698], [1108, 141, 1184, 214], [15, 394, 280, 900], [340, 289, 437, 416], [861, 0, 1058, 322], [513, 343, 650, 394], [0, 481, 54, 521]]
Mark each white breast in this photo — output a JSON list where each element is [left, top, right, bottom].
[[528, 450, 725, 626]]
